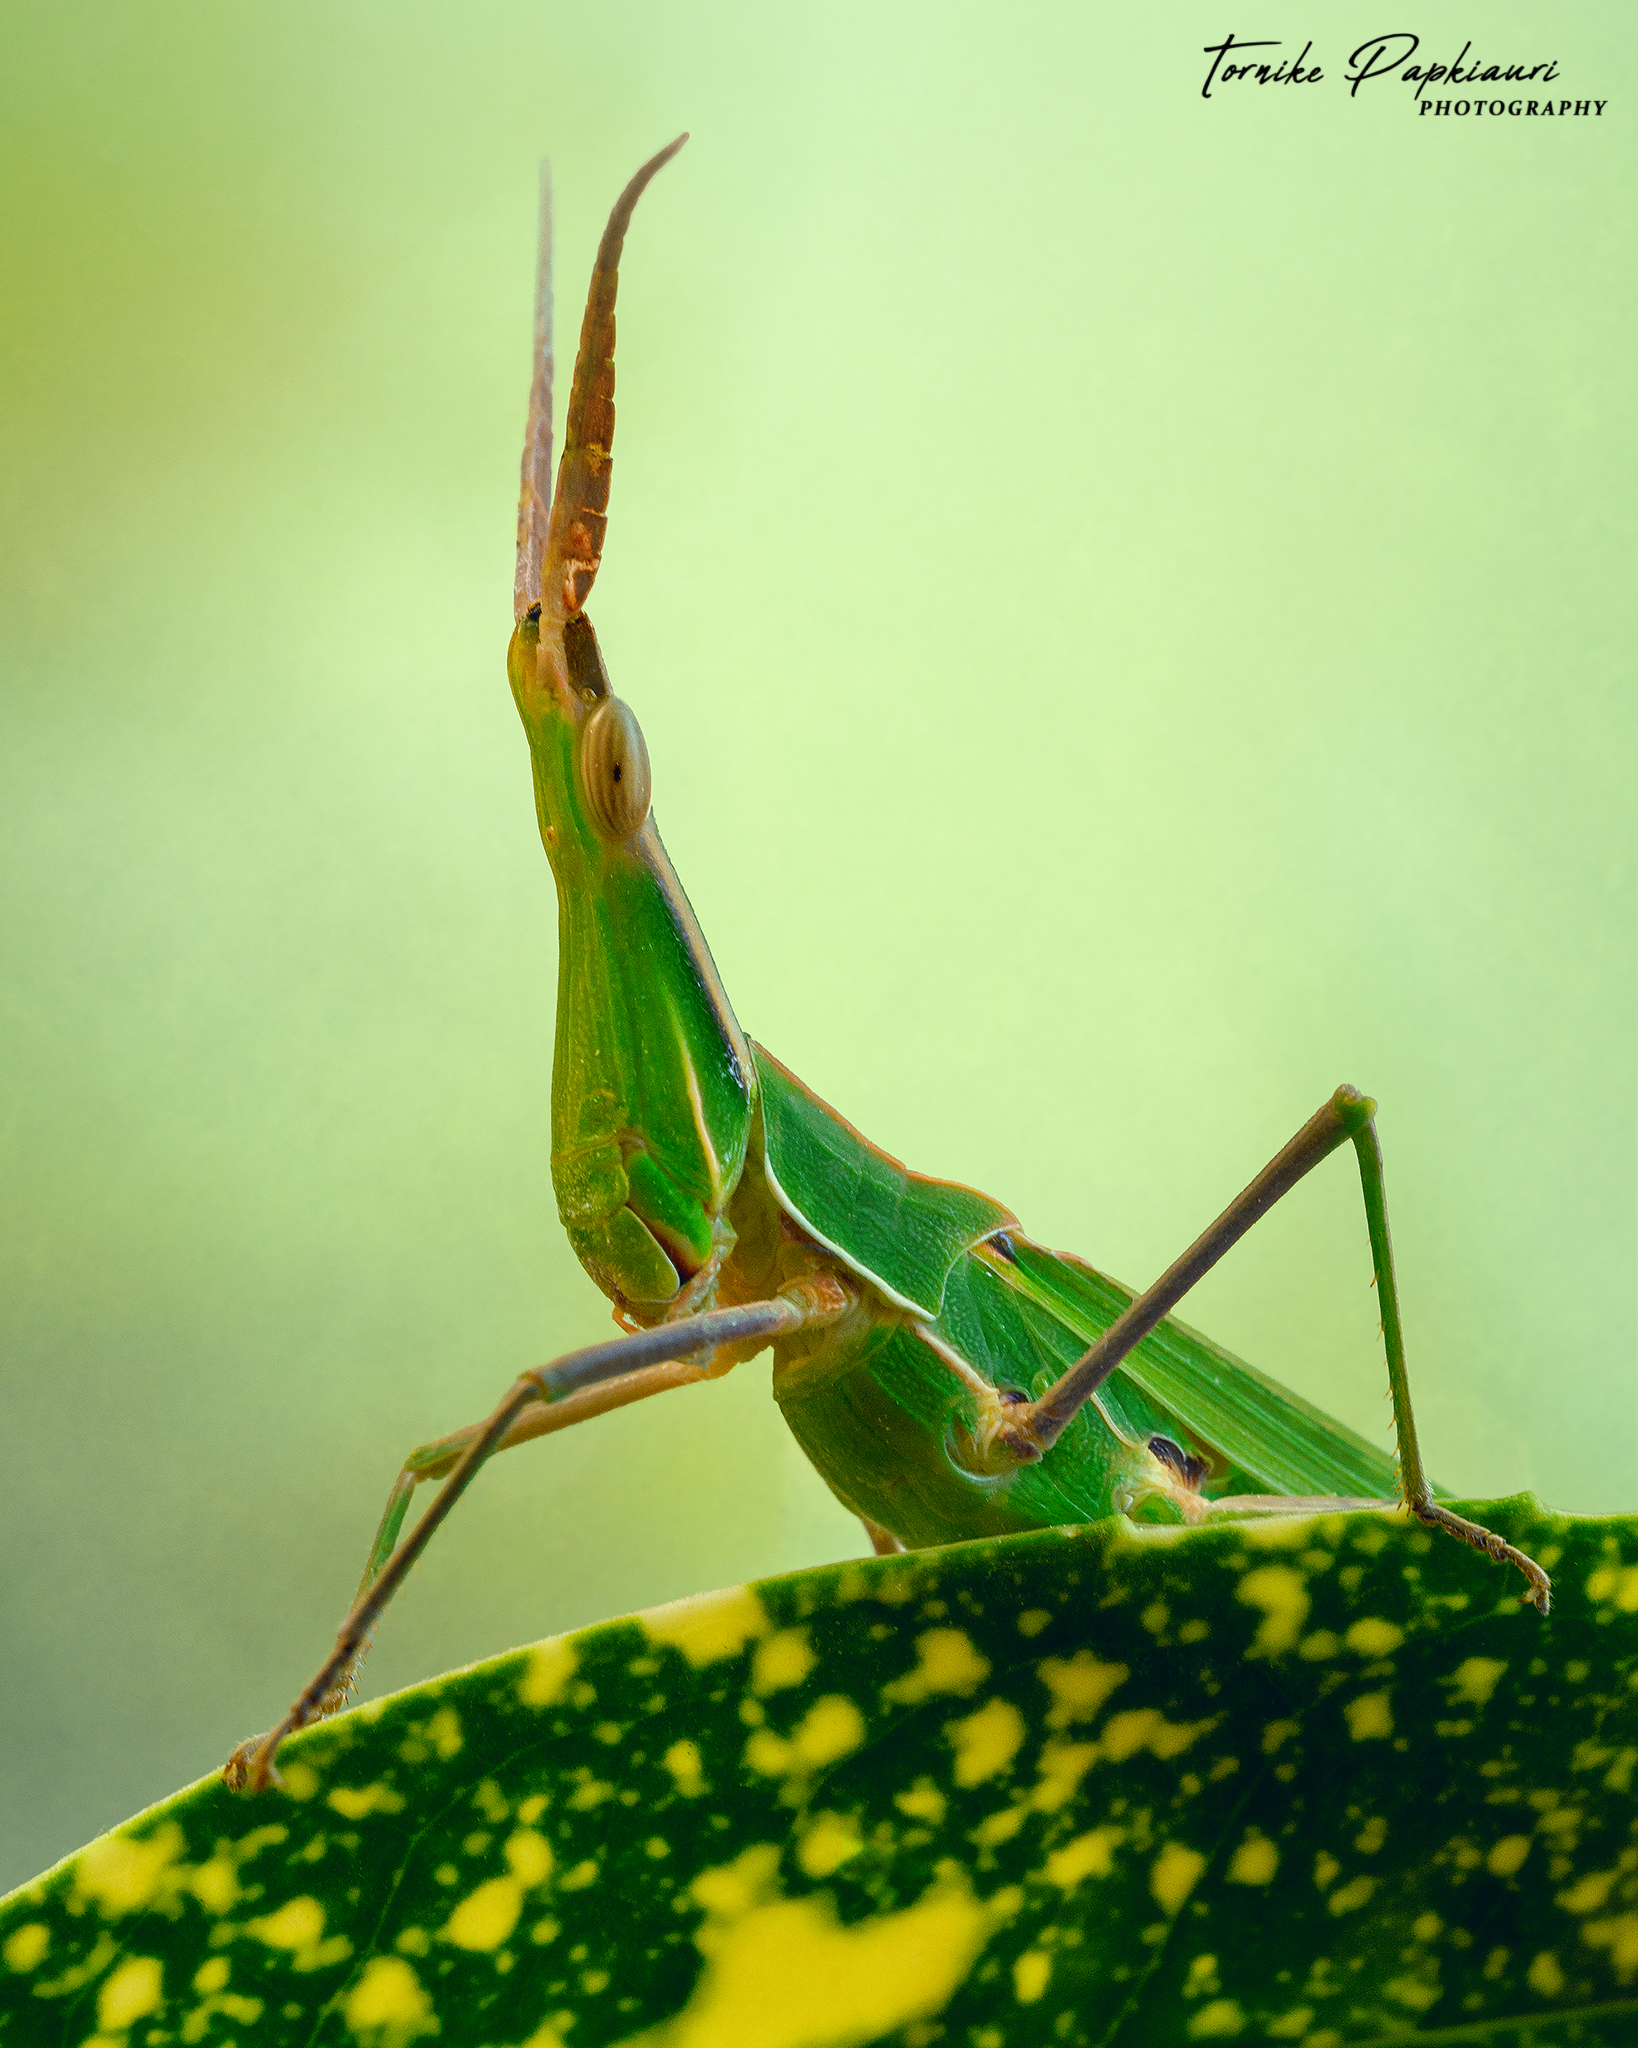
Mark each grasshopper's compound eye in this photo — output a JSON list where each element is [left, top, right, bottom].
[[579, 696, 652, 841]]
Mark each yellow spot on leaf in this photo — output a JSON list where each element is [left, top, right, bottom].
[[1227, 1834, 1278, 1886], [747, 1697, 867, 1779], [972, 1806, 1025, 1848], [1100, 1708, 1210, 1762], [1266, 2007, 1313, 2038], [1151, 1843, 1206, 1915], [329, 1783, 406, 1820], [1261, 1719, 1298, 1755], [1017, 1609, 1051, 1638], [1527, 1951, 1565, 1996], [692, 1846, 782, 1921], [1238, 1566, 1309, 1656], [1488, 1835, 1532, 1878], [1044, 1827, 1123, 1889], [1386, 1975, 1441, 2012], [250, 1896, 326, 1950], [561, 1861, 598, 1891], [189, 1855, 238, 1915], [1014, 1950, 1051, 2002], [425, 1707, 462, 1759], [1031, 1741, 1096, 1813], [948, 1699, 1026, 1788], [618, 1873, 993, 2048], [1561, 1869, 1620, 1916], [1187, 1998, 1245, 2038], [1583, 1915, 1638, 1983], [884, 1629, 990, 1704], [473, 1780, 509, 1824], [519, 2019, 574, 2048], [97, 1956, 162, 2031], [3, 1924, 48, 1972], [1036, 1651, 1128, 1729], [796, 1697, 867, 1767], [1354, 1816, 1387, 1855], [895, 1779, 946, 1826], [193, 1957, 230, 1994], [76, 1823, 184, 1915], [1329, 1876, 1376, 1915], [1345, 1618, 1403, 1657], [443, 1877, 522, 1952], [519, 1638, 577, 1708], [643, 1585, 769, 1666], [507, 1830, 553, 1885], [663, 1740, 707, 1798], [1586, 1564, 1638, 1612], [797, 1813, 863, 1879], [343, 1955, 438, 2046], [1344, 1692, 1393, 1741], [1449, 1656, 1507, 1707], [281, 1761, 320, 1801], [1413, 1912, 1442, 1943], [753, 1630, 815, 1695]]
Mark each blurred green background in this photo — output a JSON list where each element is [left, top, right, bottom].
[[3, 2, 1632, 1893]]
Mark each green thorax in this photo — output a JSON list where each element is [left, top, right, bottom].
[[508, 611, 753, 1315], [752, 1044, 1015, 1317]]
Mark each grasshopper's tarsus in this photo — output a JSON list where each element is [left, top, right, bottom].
[[1410, 1497, 1553, 1615]]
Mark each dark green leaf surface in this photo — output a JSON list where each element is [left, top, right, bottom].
[[4, 1500, 1635, 2047]]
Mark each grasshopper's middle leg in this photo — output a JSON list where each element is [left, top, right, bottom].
[[1001, 1087, 1550, 1612], [224, 1276, 852, 1793]]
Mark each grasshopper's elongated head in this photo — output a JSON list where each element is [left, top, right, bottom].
[[507, 139, 755, 1319]]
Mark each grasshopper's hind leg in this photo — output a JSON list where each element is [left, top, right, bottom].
[[1005, 1086, 1550, 1613], [224, 1278, 851, 1793]]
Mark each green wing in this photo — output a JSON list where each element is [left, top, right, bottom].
[[752, 1043, 1015, 1320], [988, 1234, 1402, 1501]]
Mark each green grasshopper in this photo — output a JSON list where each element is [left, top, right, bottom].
[[227, 137, 1548, 1793]]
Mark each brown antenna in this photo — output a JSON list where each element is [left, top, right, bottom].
[[540, 134, 688, 623], [513, 161, 555, 622]]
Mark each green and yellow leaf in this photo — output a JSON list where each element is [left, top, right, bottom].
[[4, 1498, 1636, 2046]]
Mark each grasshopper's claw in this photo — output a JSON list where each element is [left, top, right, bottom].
[[1411, 1498, 1551, 1616], [222, 1726, 292, 1794]]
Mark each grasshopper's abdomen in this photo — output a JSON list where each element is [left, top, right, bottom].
[[771, 1239, 1157, 1548]]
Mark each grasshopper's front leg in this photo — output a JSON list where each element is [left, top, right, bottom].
[[224, 1276, 853, 1792], [995, 1087, 1551, 1612]]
